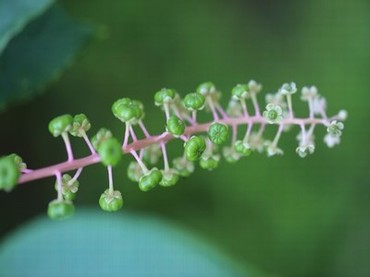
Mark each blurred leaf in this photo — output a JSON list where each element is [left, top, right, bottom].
[[0, 210, 256, 276], [0, 4, 92, 111], [0, 0, 54, 54]]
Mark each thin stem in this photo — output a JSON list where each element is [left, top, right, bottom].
[[256, 123, 266, 139], [160, 142, 169, 171], [272, 124, 284, 146], [215, 103, 228, 119], [204, 138, 213, 156], [82, 132, 96, 154], [139, 148, 145, 159], [207, 96, 219, 121], [122, 122, 131, 148], [108, 166, 114, 194], [130, 126, 138, 142], [307, 124, 316, 138], [232, 124, 237, 144], [139, 120, 151, 138], [71, 167, 83, 183], [250, 94, 261, 117], [286, 95, 294, 118], [300, 123, 307, 145], [240, 99, 249, 118], [243, 123, 253, 142], [55, 171, 63, 201], [163, 103, 170, 120], [130, 150, 149, 174], [308, 97, 314, 119], [180, 135, 188, 142], [61, 133, 74, 162], [192, 110, 197, 123]]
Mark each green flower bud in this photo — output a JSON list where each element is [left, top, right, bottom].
[[159, 169, 179, 187], [166, 115, 185, 137], [142, 144, 162, 165], [0, 155, 20, 192], [127, 161, 144, 182], [172, 157, 194, 177], [112, 98, 144, 124], [184, 136, 206, 161], [8, 153, 27, 171], [97, 137, 122, 167], [138, 168, 162, 192], [69, 114, 91, 137], [208, 122, 229, 145], [231, 84, 249, 100], [196, 82, 216, 96], [54, 174, 79, 201], [99, 189, 123, 212], [234, 140, 252, 156], [91, 128, 112, 151], [154, 88, 177, 106], [48, 114, 73, 137], [199, 155, 220, 171], [183, 93, 205, 111], [47, 199, 75, 220]]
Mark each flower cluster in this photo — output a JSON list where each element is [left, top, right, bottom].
[[0, 81, 347, 219]]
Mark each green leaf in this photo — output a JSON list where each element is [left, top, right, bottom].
[[0, 5, 92, 111], [0, 0, 54, 55], [0, 210, 256, 276]]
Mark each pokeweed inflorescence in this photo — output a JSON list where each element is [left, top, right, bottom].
[[0, 81, 347, 220]]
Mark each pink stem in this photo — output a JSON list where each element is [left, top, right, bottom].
[[122, 123, 131, 148], [139, 120, 151, 138], [130, 126, 138, 141], [206, 97, 219, 121], [72, 167, 83, 182], [215, 103, 229, 119], [251, 94, 261, 117], [130, 150, 149, 174], [61, 133, 74, 162], [160, 143, 169, 171], [82, 133, 96, 154], [18, 115, 335, 185]]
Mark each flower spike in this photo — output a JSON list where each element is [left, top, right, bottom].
[[1, 80, 347, 219]]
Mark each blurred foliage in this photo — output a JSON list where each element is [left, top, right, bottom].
[[0, 210, 253, 276], [0, 0, 369, 276], [0, 0, 53, 54], [0, 2, 91, 111]]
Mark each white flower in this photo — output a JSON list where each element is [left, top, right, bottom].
[[222, 146, 241, 163], [312, 96, 327, 115], [265, 93, 287, 109], [264, 141, 284, 157], [248, 80, 262, 94], [296, 144, 315, 158], [301, 86, 318, 101], [338, 110, 348, 121], [327, 120, 344, 137], [226, 99, 243, 117], [324, 134, 341, 148], [248, 132, 265, 153], [278, 82, 297, 95], [296, 131, 315, 145], [263, 104, 284, 124]]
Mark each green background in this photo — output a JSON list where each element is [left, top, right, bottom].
[[1, 0, 369, 276]]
